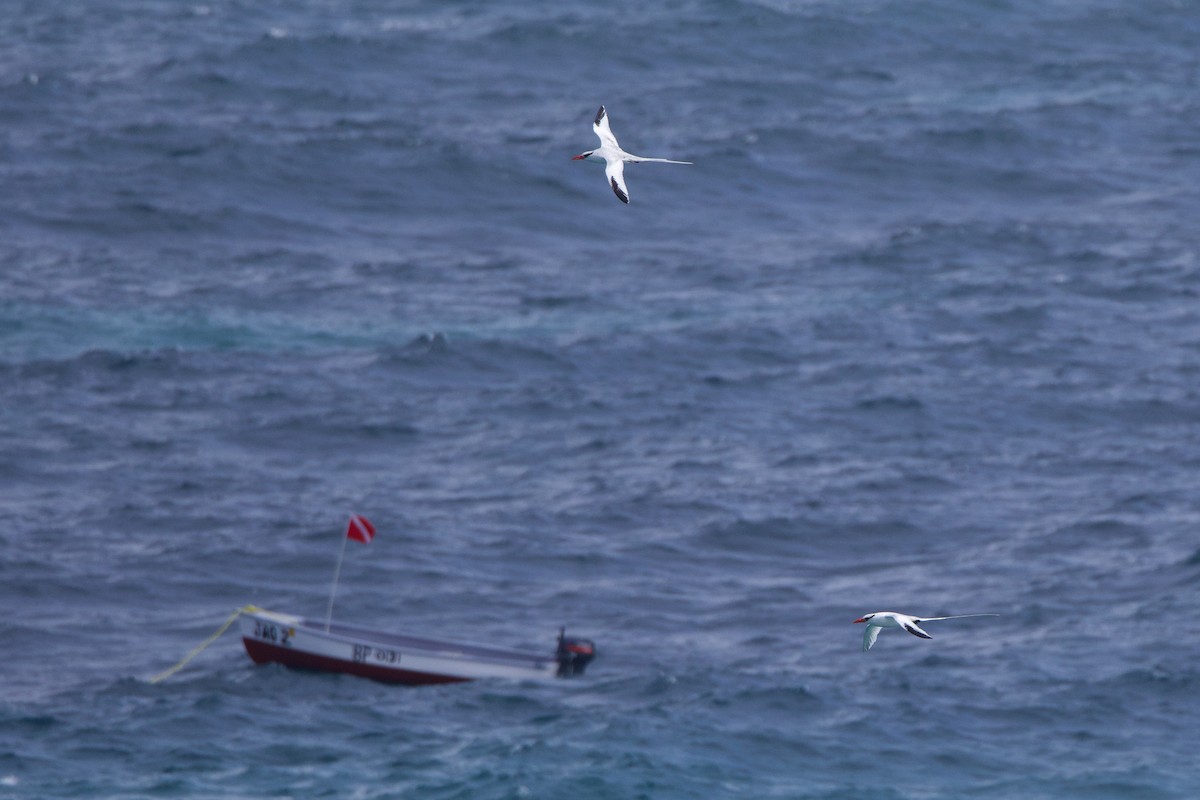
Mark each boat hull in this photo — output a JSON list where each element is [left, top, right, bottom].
[[239, 608, 568, 685], [242, 636, 471, 685]]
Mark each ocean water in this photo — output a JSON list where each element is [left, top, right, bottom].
[[3, 0, 1200, 797]]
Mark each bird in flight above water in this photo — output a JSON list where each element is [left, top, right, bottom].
[[853, 611, 999, 651], [572, 105, 691, 204]]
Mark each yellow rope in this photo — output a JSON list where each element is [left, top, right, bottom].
[[148, 605, 259, 684]]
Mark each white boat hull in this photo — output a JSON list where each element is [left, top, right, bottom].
[[240, 608, 589, 685]]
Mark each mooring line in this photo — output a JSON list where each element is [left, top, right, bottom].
[[147, 605, 260, 684]]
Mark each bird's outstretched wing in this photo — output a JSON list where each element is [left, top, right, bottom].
[[903, 622, 933, 640], [862, 625, 882, 651], [606, 159, 629, 204], [593, 105, 620, 149]]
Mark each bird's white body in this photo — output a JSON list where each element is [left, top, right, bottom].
[[573, 105, 690, 204], [853, 611, 998, 651]]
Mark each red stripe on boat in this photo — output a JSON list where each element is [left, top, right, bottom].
[[242, 638, 470, 685]]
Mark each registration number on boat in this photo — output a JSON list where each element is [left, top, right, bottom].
[[352, 644, 401, 665], [252, 621, 292, 645]]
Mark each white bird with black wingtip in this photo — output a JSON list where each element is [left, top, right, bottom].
[[572, 105, 691, 204], [853, 611, 999, 651]]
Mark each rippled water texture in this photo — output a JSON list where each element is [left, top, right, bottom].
[[2, 1, 1199, 797]]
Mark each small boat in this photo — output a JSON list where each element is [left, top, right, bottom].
[[240, 607, 596, 685]]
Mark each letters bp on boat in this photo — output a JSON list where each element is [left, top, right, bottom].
[[240, 607, 596, 685]]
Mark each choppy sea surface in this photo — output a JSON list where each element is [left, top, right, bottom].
[[3, 1, 1200, 797]]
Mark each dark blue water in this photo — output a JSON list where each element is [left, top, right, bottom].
[[3, 1, 1199, 797]]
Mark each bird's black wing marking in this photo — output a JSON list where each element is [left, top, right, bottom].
[[610, 176, 629, 204], [903, 624, 932, 639], [594, 105, 607, 126]]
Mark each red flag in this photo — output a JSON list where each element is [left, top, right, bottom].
[[346, 514, 376, 544]]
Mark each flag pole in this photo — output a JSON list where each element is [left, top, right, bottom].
[[325, 528, 350, 632]]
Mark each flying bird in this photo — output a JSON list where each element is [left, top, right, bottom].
[[572, 105, 691, 204], [853, 611, 998, 651]]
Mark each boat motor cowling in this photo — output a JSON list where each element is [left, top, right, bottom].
[[555, 629, 596, 677]]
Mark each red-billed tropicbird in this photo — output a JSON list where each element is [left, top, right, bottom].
[[853, 611, 998, 651], [572, 105, 691, 204]]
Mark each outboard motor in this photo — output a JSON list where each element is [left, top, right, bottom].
[[556, 628, 596, 677]]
